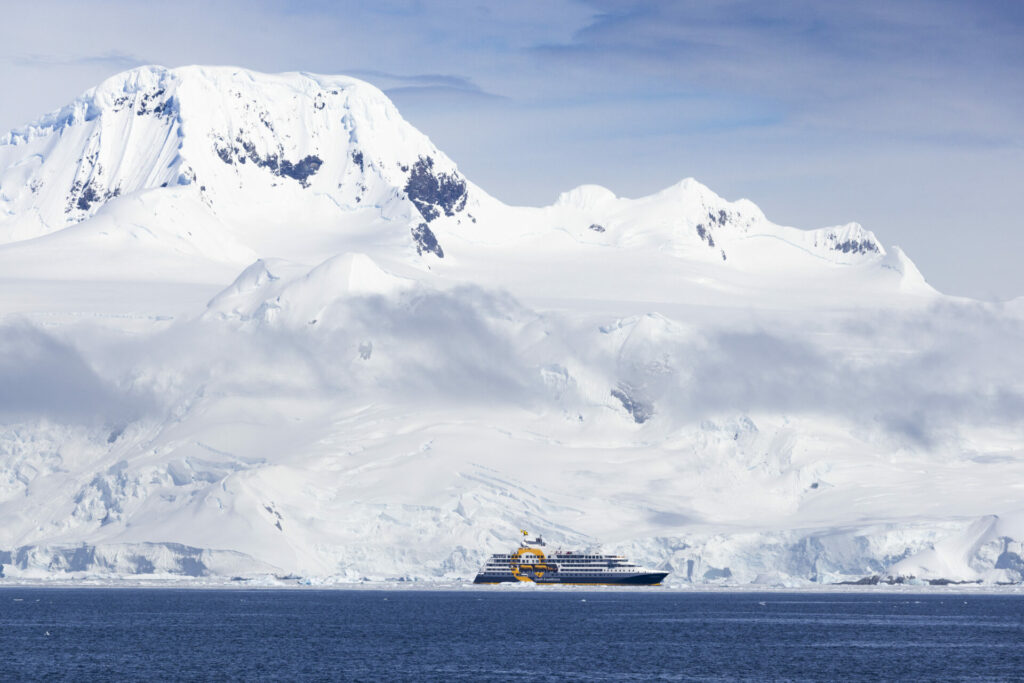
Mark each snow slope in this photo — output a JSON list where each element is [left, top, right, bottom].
[[1, 66, 1021, 587]]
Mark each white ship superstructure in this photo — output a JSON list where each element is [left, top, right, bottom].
[[474, 531, 668, 585]]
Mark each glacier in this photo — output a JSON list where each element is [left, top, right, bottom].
[[0, 66, 1022, 587]]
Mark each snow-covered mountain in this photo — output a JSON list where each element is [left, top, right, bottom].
[[0, 66, 483, 278], [1, 66, 1022, 587]]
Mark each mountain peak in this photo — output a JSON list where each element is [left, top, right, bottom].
[[207, 252, 412, 326], [3, 65, 387, 144], [0, 65, 475, 252], [554, 184, 618, 210], [0, 65, 932, 297]]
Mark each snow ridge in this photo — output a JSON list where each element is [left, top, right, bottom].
[[0, 65, 475, 256], [1, 66, 1008, 588]]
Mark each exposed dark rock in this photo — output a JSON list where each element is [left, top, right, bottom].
[[279, 156, 322, 185], [589, 223, 606, 233], [76, 184, 101, 211], [411, 223, 444, 258], [213, 134, 322, 187], [832, 239, 880, 255], [68, 180, 120, 214], [351, 150, 365, 172], [111, 86, 175, 118], [136, 88, 174, 117], [711, 209, 728, 225], [611, 383, 653, 424], [695, 224, 715, 248], [404, 156, 467, 223]]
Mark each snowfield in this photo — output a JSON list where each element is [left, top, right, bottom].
[[1, 66, 1022, 587]]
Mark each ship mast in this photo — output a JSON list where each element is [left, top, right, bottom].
[[519, 530, 546, 548]]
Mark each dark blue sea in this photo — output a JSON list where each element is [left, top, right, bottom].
[[1, 589, 1023, 681]]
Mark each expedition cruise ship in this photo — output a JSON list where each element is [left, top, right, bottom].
[[474, 531, 668, 585]]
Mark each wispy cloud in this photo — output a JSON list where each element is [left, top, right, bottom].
[[345, 69, 505, 101], [0, 322, 148, 424], [615, 301, 1024, 447], [3, 281, 1022, 451], [12, 50, 148, 70], [348, 70, 483, 92], [534, 1, 1024, 140]]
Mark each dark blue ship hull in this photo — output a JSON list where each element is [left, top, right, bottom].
[[474, 571, 668, 585]]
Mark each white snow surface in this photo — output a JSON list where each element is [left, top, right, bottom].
[[1, 66, 1022, 587]]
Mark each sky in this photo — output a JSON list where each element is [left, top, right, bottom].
[[0, 0, 1021, 299]]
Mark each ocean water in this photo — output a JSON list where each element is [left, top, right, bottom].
[[1, 588, 1022, 681]]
